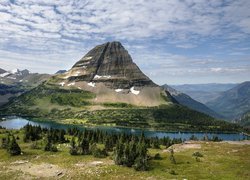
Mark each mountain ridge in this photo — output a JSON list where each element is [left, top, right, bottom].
[[206, 81, 250, 120], [171, 83, 238, 104], [162, 84, 223, 119]]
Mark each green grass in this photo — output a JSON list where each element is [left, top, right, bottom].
[[0, 129, 249, 179], [0, 83, 242, 132], [102, 102, 135, 108]]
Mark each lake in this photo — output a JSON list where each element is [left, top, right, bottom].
[[0, 116, 248, 141]]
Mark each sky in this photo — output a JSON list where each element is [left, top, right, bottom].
[[0, 0, 250, 85]]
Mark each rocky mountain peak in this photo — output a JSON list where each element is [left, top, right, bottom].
[[63, 41, 156, 89]]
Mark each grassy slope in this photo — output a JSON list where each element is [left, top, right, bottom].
[[0, 129, 249, 179], [0, 84, 241, 132]]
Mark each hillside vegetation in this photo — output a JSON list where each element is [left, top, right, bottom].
[[0, 84, 241, 132]]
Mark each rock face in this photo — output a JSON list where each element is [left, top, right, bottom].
[[67, 41, 156, 89], [49, 41, 172, 107]]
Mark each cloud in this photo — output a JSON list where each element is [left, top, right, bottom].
[[0, 0, 249, 84], [210, 67, 222, 72], [176, 44, 197, 49]]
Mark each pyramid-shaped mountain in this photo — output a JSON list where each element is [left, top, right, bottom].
[[49, 41, 170, 106], [70, 41, 156, 88]]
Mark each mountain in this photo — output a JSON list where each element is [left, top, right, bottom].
[[0, 68, 6, 74], [0, 42, 239, 132], [171, 83, 238, 104], [49, 41, 164, 106], [0, 69, 50, 106], [55, 70, 67, 74], [206, 81, 250, 120], [237, 111, 250, 127], [162, 84, 223, 119]]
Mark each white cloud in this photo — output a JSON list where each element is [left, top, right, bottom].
[[176, 44, 197, 49], [210, 67, 222, 72], [0, 0, 249, 84]]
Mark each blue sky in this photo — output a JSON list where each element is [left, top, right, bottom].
[[0, 0, 250, 85]]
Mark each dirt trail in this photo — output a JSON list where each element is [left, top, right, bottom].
[[222, 140, 250, 145]]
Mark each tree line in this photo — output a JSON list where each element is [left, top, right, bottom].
[[0, 124, 222, 171]]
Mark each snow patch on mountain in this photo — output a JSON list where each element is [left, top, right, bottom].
[[59, 82, 65, 86], [0, 72, 10, 77], [115, 89, 123, 92], [88, 82, 96, 87], [130, 87, 140, 95], [83, 56, 92, 60], [67, 82, 75, 86]]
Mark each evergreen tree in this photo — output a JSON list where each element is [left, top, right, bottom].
[[114, 138, 124, 165], [69, 137, 78, 155], [8, 136, 21, 156], [44, 138, 52, 151], [133, 142, 148, 171], [152, 137, 160, 149], [127, 139, 136, 167], [104, 137, 113, 151], [122, 142, 130, 166], [169, 148, 176, 164], [1, 137, 9, 149], [79, 138, 89, 155]]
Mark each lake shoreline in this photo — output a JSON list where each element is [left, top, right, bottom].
[[0, 116, 249, 141], [2, 114, 244, 134]]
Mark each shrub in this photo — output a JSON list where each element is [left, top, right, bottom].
[[154, 153, 162, 160], [169, 170, 178, 175], [192, 151, 203, 157]]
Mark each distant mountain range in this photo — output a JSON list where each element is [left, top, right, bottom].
[[55, 70, 67, 74], [0, 68, 6, 74], [206, 81, 250, 120], [162, 84, 223, 119], [0, 68, 50, 106], [171, 83, 238, 104]]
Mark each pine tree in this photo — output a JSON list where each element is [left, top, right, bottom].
[[127, 140, 136, 167], [114, 138, 124, 165], [169, 148, 176, 164], [1, 137, 9, 149], [133, 142, 148, 171], [79, 138, 89, 155], [104, 137, 113, 151], [44, 138, 52, 151], [123, 142, 130, 166], [8, 136, 21, 156], [69, 137, 78, 155]]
